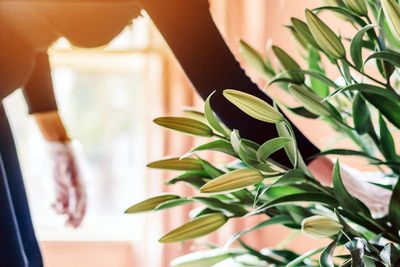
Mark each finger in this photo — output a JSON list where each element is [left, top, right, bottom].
[[66, 183, 86, 228]]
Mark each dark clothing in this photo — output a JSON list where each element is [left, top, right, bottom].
[[0, 106, 43, 267], [141, 0, 319, 165]]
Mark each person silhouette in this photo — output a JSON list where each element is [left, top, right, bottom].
[[0, 1, 328, 266]]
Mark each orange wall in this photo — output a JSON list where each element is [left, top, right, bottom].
[[41, 242, 140, 267]]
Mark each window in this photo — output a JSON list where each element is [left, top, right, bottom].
[[5, 15, 163, 241]]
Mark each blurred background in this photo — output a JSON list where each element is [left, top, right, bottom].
[[4, 1, 365, 266]]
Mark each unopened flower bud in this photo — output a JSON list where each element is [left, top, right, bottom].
[[159, 213, 227, 243], [305, 9, 346, 59], [343, 0, 368, 16], [291, 18, 321, 50], [223, 89, 283, 123], [181, 107, 208, 124], [381, 0, 400, 43], [302, 215, 342, 238], [147, 157, 203, 170], [289, 84, 333, 117], [287, 25, 308, 50], [153, 117, 213, 137], [200, 169, 263, 193], [272, 45, 304, 84], [125, 195, 179, 214], [239, 40, 274, 80]]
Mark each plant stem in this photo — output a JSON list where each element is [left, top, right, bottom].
[[213, 133, 229, 141], [343, 58, 387, 87], [308, 179, 334, 196]]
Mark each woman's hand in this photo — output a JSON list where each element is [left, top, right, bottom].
[[48, 141, 86, 228]]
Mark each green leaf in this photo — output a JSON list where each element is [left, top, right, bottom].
[[344, 238, 364, 267], [379, 115, 399, 161], [191, 207, 220, 218], [284, 205, 312, 225], [352, 93, 371, 135], [270, 169, 309, 187], [269, 69, 339, 89], [197, 158, 224, 178], [230, 189, 254, 205], [183, 139, 238, 159], [239, 39, 274, 79], [350, 24, 378, 70], [276, 121, 297, 167], [388, 180, 400, 231], [193, 197, 248, 217], [362, 92, 400, 129], [332, 161, 371, 216], [308, 47, 330, 97], [313, 6, 367, 27], [155, 198, 193, 211], [286, 248, 324, 267], [327, 83, 399, 101], [363, 256, 377, 267], [286, 106, 319, 119], [231, 130, 276, 173], [224, 215, 293, 248], [380, 243, 400, 266], [237, 239, 285, 265], [254, 185, 270, 206], [310, 149, 381, 162], [262, 185, 306, 201], [165, 173, 208, 189], [257, 137, 292, 162], [204, 91, 229, 137], [334, 209, 361, 238], [320, 235, 339, 267], [250, 193, 339, 216], [369, 182, 393, 190], [364, 50, 400, 68]]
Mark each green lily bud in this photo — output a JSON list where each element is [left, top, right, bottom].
[[239, 40, 274, 79], [343, 0, 368, 16], [153, 117, 213, 137], [272, 45, 304, 84], [291, 18, 321, 50], [305, 9, 346, 59], [159, 213, 228, 243], [125, 194, 179, 214], [200, 169, 263, 194], [223, 89, 284, 123], [323, 0, 344, 6], [147, 157, 203, 170], [288, 84, 333, 117], [381, 0, 400, 43], [171, 249, 237, 267], [287, 25, 308, 50], [301, 215, 343, 238], [181, 107, 208, 124], [322, 0, 350, 20]]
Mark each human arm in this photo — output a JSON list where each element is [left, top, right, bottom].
[[139, 0, 320, 167], [23, 52, 85, 228]]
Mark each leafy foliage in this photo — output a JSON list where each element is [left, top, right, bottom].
[[127, 0, 400, 266]]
